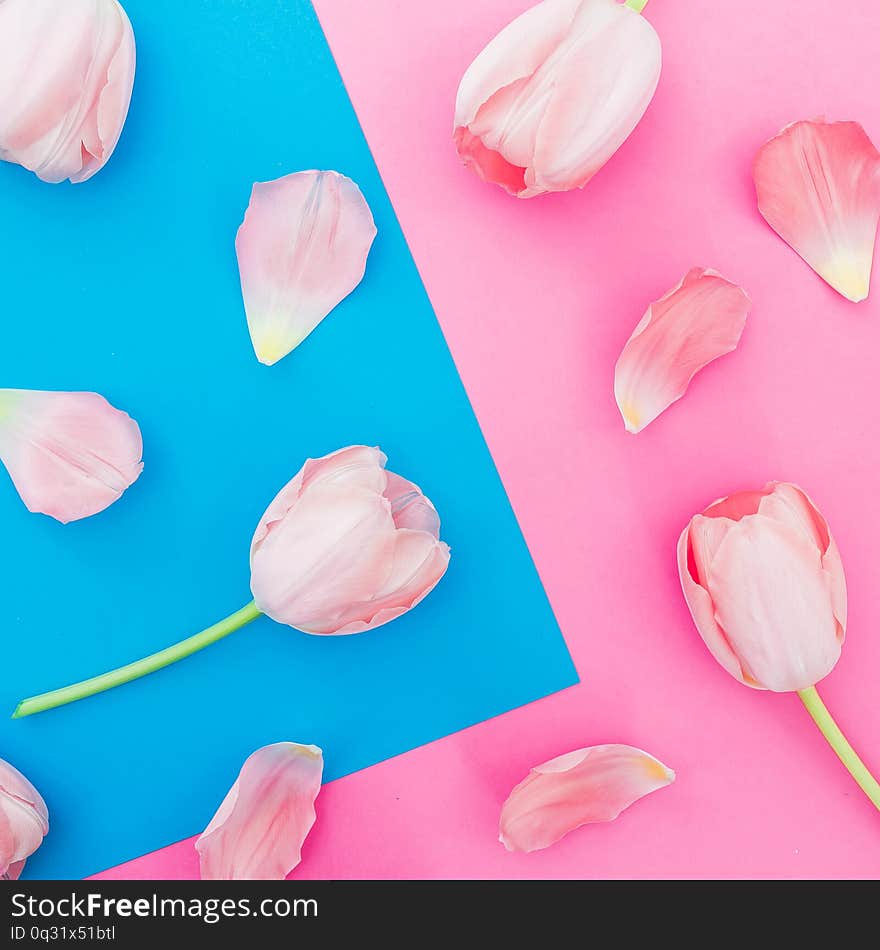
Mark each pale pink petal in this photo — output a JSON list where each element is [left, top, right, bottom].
[[0, 389, 143, 523], [754, 119, 880, 302], [677, 522, 752, 686], [614, 268, 750, 433], [196, 743, 323, 881], [530, 1, 661, 194], [0, 758, 49, 879], [499, 744, 674, 853], [236, 170, 377, 365], [329, 529, 451, 635], [706, 515, 842, 691], [383, 472, 441, 536], [250, 482, 397, 632], [0, 0, 135, 184]]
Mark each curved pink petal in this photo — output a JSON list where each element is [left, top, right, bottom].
[[236, 170, 377, 365], [677, 522, 752, 686], [754, 119, 880, 302], [499, 744, 674, 853], [383, 471, 441, 536], [614, 268, 750, 433], [0, 0, 135, 184], [196, 743, 323, 881], [0, 758, 49, 879], [453, 0, 660, 198], [530, 1, 661, 194], [0, 389, 143, 523], [706, 514, 842, 692]]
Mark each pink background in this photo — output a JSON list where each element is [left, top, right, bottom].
[[97, 0, 880, 879]]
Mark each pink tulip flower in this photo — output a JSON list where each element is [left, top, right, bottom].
[[679, 482, 880, 812], [14, 446, 450, 716], [0, 0, 136, 184], [196, 743, 323, 881], [0, 757, 49, 880], [453, 0, 661, 198], [499, 744, 674, 853], [754, 119, 880, 302], [0, 389, 144, 523]]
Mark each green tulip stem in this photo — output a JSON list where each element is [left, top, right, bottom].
[[12, 601, 262, 719], [624, 0, 650, 13], [798, 686, 880, 811]]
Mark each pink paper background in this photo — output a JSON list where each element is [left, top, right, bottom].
[[96, 0, 880, 879]]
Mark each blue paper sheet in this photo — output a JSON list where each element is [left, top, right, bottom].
[[0, 0, 577, 879]]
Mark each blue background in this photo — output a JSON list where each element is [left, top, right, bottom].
[[0, 0, 576, 879]]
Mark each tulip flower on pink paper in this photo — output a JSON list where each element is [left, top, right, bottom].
[[499, 744, 674, 853], [0, 757, 49, 880], [196, 743, 323, 881], [236, 171, 377, 366], [0, 0, 136, 184], [679, 482, 880, 812], [614, 268, 750, 433], [754, 119, 880, 302], [0, 389, 143, 524], [453, 0, 661, 198], [15, 446, 450, 716]]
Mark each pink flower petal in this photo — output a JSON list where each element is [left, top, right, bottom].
[[0, 389, 143, 523], [235, 170, 377, 365], [0, 757, 49, 879], [614, 268, 750, 433], [754, 119, 880, 302], [499, 744, 674, 853], [0, 0, 135, 184], [196, 743, 323, 881]]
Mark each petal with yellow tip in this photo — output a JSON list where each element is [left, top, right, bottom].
[[613, 268, 749, 434], [236, 170, 377, 366], [499, 744, 675, 853], [753, 119, 880, 302]]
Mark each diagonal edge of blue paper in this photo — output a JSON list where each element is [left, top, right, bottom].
[[0, 0, 578, 880]]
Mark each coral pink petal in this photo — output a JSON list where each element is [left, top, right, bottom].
[[754, 119, 880, 302], [707, 515, 842, 691], [235, 170, 377, 365], [531, 1, 661, 193], [196, 743, 323, 881], [383, 472, 441, 536], [614, 268, 750, 433], [499, 744, 674, 853], [0, 389, 143, 523]]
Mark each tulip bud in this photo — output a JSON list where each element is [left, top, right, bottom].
[[250, 446, 451, 634], [0, 758, 48, 880], [453, 0, 661, 198], [678, 482, 846, 693], [0, 0, 136, 184]]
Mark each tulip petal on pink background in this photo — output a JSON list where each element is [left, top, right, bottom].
[[196, 743, 323, 881], [754, 119, 880, 302], [453, 0, 661, 197], [613, 268, 750, 433], [236, 170, 377, 365], [678, 483, 846, 692], [0, 757, 49, 881], [0, 389, 143, 524], [0, 0, 136, 184], [250, 445, 450, 635], [499, 744, 674, 853]]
